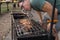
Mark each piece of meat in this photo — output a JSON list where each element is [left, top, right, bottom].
[[19, 19, 32, 31]]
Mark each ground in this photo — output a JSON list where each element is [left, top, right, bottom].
[[0, 13, 11, 40]]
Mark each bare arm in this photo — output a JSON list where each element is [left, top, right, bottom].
[[42, 1, 58, 20], [35, 1, 58, 23]]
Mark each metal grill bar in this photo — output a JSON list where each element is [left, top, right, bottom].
[[14, 19, 46, 37], [33, 23, 41, 31]]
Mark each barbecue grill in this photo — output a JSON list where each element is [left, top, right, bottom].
[[11, 12, 55, 40]]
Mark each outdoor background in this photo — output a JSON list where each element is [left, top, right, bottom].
[[0, 0, 60, 40]]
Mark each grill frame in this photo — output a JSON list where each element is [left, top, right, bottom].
[[11, 12, 55, 40]]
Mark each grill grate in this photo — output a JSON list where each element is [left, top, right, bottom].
[[14, 19, 47, 38]]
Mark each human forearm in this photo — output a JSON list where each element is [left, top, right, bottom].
[[42, 1, 58, 20]]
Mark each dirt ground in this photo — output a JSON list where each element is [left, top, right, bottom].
[[0, 13, 11, 40]]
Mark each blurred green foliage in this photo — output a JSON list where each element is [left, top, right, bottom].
[[1, 3, 13, 13]]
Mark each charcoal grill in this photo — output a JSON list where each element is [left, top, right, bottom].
[[11, 12, 55, 40]]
